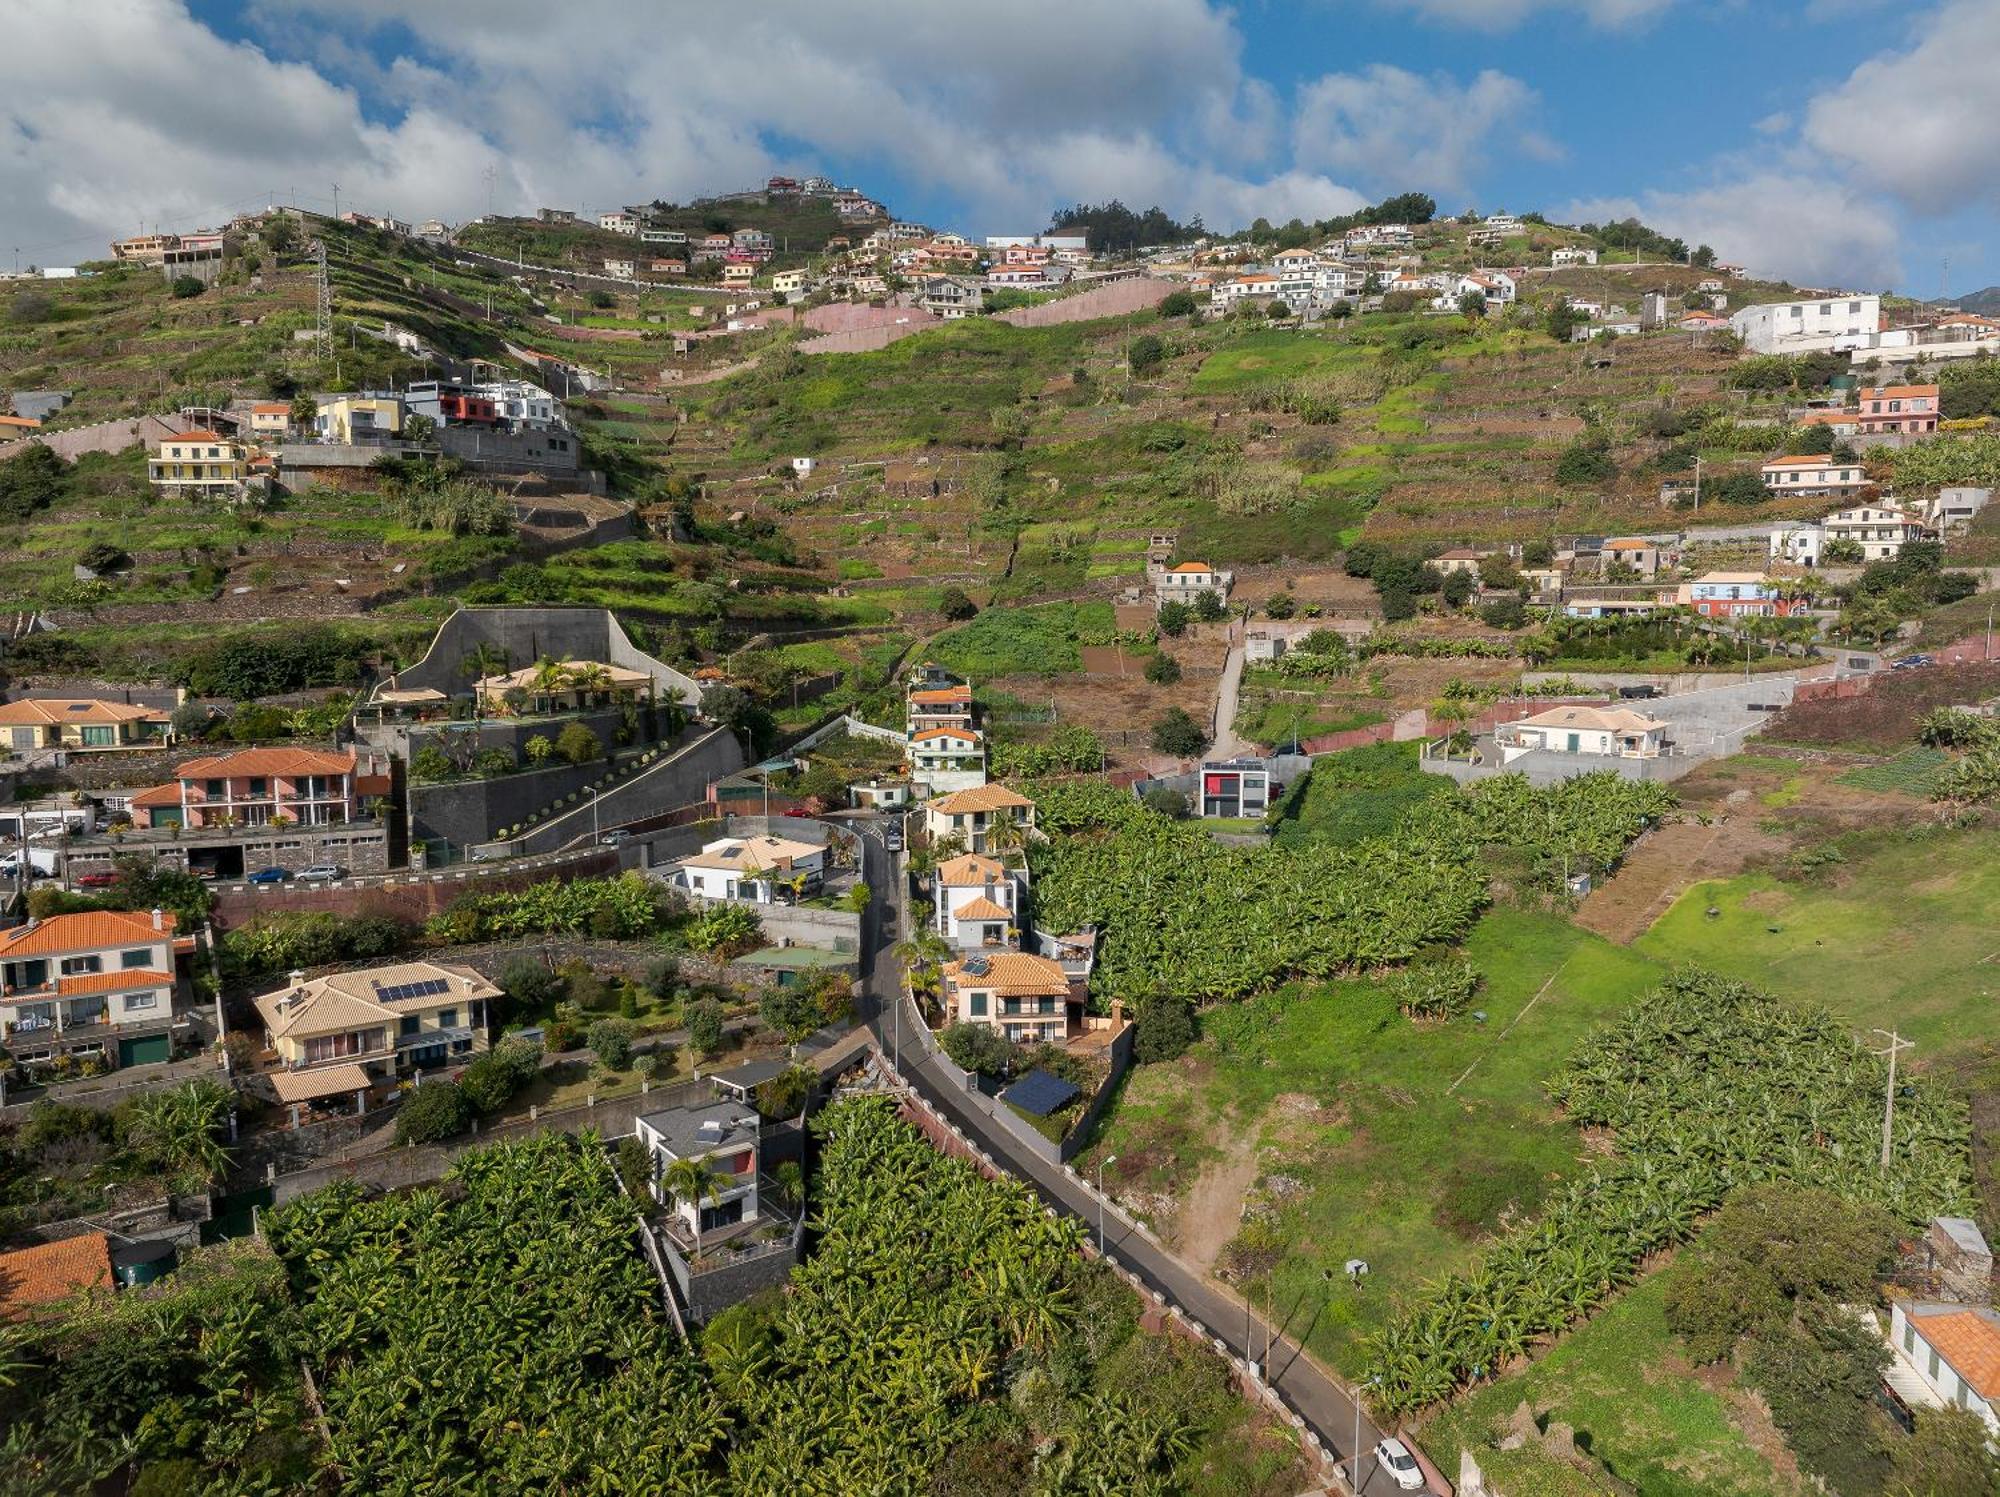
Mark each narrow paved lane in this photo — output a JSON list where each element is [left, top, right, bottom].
[[848, 819, 1411, 1495]]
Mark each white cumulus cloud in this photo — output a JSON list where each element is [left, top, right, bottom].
[[1293, 65, 1557, 204], [1802, 0, 2000, 216]]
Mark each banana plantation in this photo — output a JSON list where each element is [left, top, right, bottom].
[[264, 1132, 730, 1493], [1367, 971, 1972, 1419], [1026, 770, 1673, 1002]]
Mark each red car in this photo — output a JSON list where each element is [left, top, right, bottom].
[[74, 871, 118, 889], [782, 807, 813, 817]]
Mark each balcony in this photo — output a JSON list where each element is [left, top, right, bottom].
[[396, 1025, 475, 1051]]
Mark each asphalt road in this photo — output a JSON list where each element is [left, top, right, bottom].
[[845, 816, 1416, 1496]]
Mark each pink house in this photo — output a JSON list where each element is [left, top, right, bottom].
[[129, 747, 382, 830], [1856, 384, 1939, 436]]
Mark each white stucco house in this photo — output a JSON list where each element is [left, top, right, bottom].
[[668, 834, 825, 903], [933, 852, 1025, 950], [1730, 294, 1882, 354], [1497, 705, 1667, 760], [1885, 1301, 2000, 1432]]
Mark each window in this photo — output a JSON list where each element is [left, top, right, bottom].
[[124, 991, 157, 1011], [1904, 1321, 1916, 1353], [249, 777, 266, 795], [436, 1008, 457, 1030], [60, 955, 103, 976], [1929, 1347, 1940, 1380], [204, 779, 224, 798], [120, 948, 152, 970], [969, 991, 987, 1018]]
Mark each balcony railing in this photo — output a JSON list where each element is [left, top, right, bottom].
[[397, 1025, 474, 1050]]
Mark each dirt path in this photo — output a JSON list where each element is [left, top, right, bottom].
[[1176, 1114, 1264, 1272], [1574, 819, 1728, 945], [1208, 626, 1250, 761]]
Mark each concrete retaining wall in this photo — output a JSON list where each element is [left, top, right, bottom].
[[387, 606, 703, 708], [508, 727, 743, 855]]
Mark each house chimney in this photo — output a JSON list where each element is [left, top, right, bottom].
[[151, 907, 164, 931], [287, 968, 306, 986]]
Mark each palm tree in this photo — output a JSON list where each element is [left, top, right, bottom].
[[565, 661, 614, 707], [462, 642, 508, 721], [528, 655, 570, 715], [660, 1155, 726, 1260]]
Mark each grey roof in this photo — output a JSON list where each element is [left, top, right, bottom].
[[710, 1057, 791, 1095], [11, 390, 71, 420], [635, 1102, 760, 1160], [1001, 1068, 1081, 1117]]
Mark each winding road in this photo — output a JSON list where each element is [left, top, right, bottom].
[[843, 815, 1418, 1496]]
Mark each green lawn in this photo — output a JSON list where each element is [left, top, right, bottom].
[[1190, 329, 1374, 392], [1084, 907, 1663, 1377], [1635, 825, 2000, 1060], [1419, 1276, 1795, 1497]]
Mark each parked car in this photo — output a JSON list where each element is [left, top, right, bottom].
[[73, 870, 119, 889], [297, 864, 346, 882], [782, 807, 812, 818], [1617, 684, 1660, 699], [1892, 653, 1934, 671], [599, 829, 631, 846], [1375, 1437, 1425, 1491], [884, 826, 904, 853], [246, 867, 290, 884], [189, 865, 219, 881]]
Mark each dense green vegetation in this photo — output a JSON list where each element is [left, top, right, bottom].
[[267, 1133, 726, 1491], [245, 1103, 1294, 1493], [0, 1239, 316, 1495], [1029, 768, 1671, 1002], [1364, 970, 1971, 1417], [928, 600, 1116, 678]]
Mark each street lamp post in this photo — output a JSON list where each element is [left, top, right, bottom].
[[1096, 1155, 1118, 1254], [1353, 1375, 1380, 1491]]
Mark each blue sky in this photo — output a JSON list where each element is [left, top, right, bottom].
[[8, 1, 1999, 293]]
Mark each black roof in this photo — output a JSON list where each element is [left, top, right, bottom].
[[1001, 1068, 1081, 1117], [710, 1057, 790, 1095]]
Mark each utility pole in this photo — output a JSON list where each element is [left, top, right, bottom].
[[1872, 1029, 1913, 1172], [332, 182, 340, 222]]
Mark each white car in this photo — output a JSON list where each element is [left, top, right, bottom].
[[296, 864, 346, 882], [1375, 1437, 1425, 1491]]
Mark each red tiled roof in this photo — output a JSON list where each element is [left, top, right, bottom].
[[0, 910, 177, 958], [1910, 1306, 2000, 1399], [164, 430, 224, 442], [909, 687, 971, 704], [129, 783, 180, 809], [57, 968, 173, 996], [0, 1234, 112, 1320], [173, 746, 355, 779], [1169, 561, 1213, 574], [250, 402, 292, 414]]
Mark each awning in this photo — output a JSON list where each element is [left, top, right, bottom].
[[271, 1063, 374, 1103]]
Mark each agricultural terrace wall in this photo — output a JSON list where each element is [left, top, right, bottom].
[[991, 276, 1174, 327], [801, 302, 933, 335], [796, 318, 938, 356], [209, 847, 622, 928], [0, 414, 178, 463], [266, 1084, 694, 1205], [1522, 667, 1825, 694]]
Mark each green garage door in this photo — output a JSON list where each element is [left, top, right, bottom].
[[119, 1033, 171, 1068]]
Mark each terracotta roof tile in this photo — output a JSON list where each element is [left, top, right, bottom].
[[1910, 1305, 2000, 1399], [936, 853, 1011, 887], [929, 785, 1033, 814], [944, 951, 1069, 995], [0, 910, 176, 958], [128, 783, 180, 809], [951, 896, 1013, 921], [173, 746, 355, 779], [911, 727, 981, 744], [56, 969, 173, 996], [0, 699, 166, 727], [0, 1234, 112, 1320]]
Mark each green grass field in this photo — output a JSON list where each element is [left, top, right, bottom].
[[1635, 825, 2000, 1060], [1084, 907, 1663, 1378], [1419, 1276, 1794, 1497]]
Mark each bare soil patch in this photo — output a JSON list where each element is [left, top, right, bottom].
[[1769, 662, 2000, 751], [1176, 1115, 1267, 1272]]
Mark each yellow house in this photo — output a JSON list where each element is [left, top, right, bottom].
[[314, 395, 403, 444], [772, 269, 810, 296], [148, 430, 248, 498], [0, 699, 171, 753], [722, 262, 757, 286], [248, 401, 294, 437], [254, 959, 500, 1119]]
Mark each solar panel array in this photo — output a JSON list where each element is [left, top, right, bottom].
[[375, 977, 452, 1002]]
